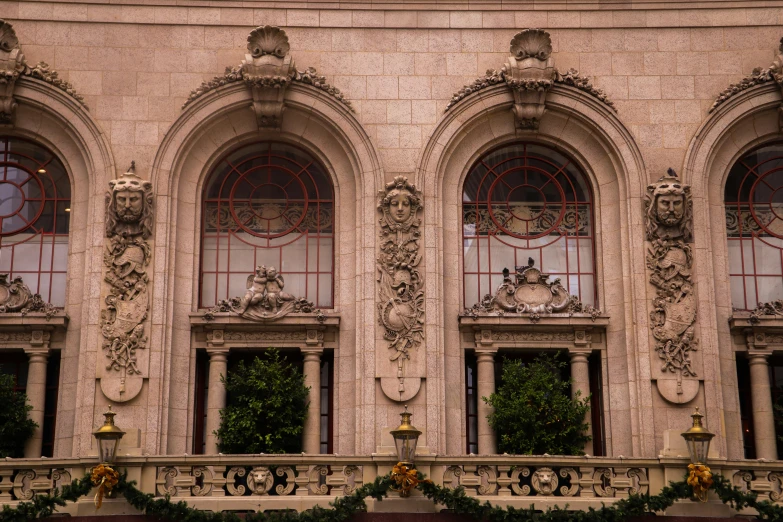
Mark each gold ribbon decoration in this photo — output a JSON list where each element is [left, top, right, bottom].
[[390, 463, 431, 497], [687, 463, 713, 502], [91, 464, 120, 509]]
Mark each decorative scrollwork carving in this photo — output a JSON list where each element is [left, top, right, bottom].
[[559, 468, 579, 497], [274, 466, 295, 496], [343, 466, 361, 495], [593, 468, 614, 497], [627, 468, 649, 495], [155, 467, 178, 496], [749, 299, 783, 324], [510, 467, 532, 496], [0, 274, 58, 318], [226, 467, 247, 496], [443, 466, 463, 489], [191, 467, 213, 497], [711, 38, 783, 112], [308, 465, 329, 495], [477, 466, 498, 495]]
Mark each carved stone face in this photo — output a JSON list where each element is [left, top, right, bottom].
[[388, 190, 412, 223], [114, 189, 144, 223], [655, 193, 684, 226], [251, 467, 272, 494], [533, 468, 557, 495], [267, 267, 277, 278]]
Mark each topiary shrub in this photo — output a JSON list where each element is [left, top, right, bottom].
[[484, 353, 591, 456], [0, 373, 38, 458], [216, 349, 309, 454]]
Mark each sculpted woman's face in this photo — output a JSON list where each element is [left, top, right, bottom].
[[389, 190, 412, 223]]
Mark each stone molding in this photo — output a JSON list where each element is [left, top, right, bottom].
[[0, 19, 85, 124], [444, 29, 614, 129], [183, 25, 351, 127]]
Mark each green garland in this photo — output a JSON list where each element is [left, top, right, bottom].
[[2, 468, 782, 522]]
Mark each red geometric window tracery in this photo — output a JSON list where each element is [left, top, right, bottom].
[[200, 142, 334, 308], [725, 142, 783, 310], [0, 137, 71, 306], [462, 143, 596, 307]]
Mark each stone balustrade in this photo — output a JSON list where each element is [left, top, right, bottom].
[[1, 455, 782, 515]]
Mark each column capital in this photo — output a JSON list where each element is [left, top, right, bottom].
[[206, 348, 229, 362], [568, 349, 591, 362], [24, 348, 50, 361], [748, 351, 771, 364], [475, 350, 496, 363], [302, 349, 322, 363]]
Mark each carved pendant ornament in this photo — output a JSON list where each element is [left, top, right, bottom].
[[445, 29, 615, 128], [183, 25, 352, 127], [644, 169, 699, 404], [0, 19, 86, 124], [100, 162, 153, 402], [463, 259, 600, 323], [203, 265, 316, 322], [377, 176, 424, 398]]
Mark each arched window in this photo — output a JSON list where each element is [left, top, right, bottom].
[[200, 142, 334, 308], [725, 143, 783, 309], [462, 143, 595, 306], [0, 137, 71, 306]]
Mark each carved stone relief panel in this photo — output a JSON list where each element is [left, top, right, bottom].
[[643, 169, 700, 404], [377, 176, 424, 401], [463, 259, 601, 323], [100, 162, 154, 402]]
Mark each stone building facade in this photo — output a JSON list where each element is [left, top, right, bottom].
[[2, 0, 783, 471]]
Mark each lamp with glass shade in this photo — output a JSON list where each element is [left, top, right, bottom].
[[390, 406, 421, 467], [681, 407, 714, 465], [93, 406, 125, 464]]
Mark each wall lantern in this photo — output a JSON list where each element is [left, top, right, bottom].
[[391, 405, 421, 467], [93, 406, 125, 464], [681, 407, 714, 465]]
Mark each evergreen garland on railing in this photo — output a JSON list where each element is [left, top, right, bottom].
[[2, 468, 783, 522]]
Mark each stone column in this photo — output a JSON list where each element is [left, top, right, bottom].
[[23, 350, 49, 458], [748, 352, 778, 460], [569, 351, 594, 454], [302, 350, 322, 454], [476, 350, 496, 455], [205, 349, 228, 455]]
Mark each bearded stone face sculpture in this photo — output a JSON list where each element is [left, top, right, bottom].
[[644, 169, 693, 243], [105, 162, 154, 239]]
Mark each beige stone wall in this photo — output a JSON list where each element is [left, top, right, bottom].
[[3, 0, 782, 460]]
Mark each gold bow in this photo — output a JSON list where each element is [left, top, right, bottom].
[[687, 463, 713, 502], [91, 464, 120, 509], [390, 463, 431, 497]]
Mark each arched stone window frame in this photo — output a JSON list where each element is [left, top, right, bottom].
[[9, 74, 115, 457], [150, 77, 383, 456], [683, 81, 783, 461], [416, 80, 649, 457]]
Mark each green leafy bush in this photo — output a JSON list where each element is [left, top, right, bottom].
[[0, 373, 38, 458], [484, 353, 591, 455], [216, 349, 309, 454]]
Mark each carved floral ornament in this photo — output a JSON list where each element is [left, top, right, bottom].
[[184, 25, 352, 127], [643, 169, 700, 404], [711, 37, 783, 113], [463, 258, 601, 323], [445, 29, 615, 129], [0, 273, 59, 318], [0, 19, 86, 124], [100, 162, 154, 402]]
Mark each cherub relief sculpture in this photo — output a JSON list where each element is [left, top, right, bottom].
[[205, 265, 314, 321], [644, 169, 699, 403], [248, 466, 274, 495], [377, 177, 424, 362], [463, 259, 600, 323], [100, 162, 153, 402]]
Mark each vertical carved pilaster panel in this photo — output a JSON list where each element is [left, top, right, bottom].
[[376, 176, 424, 401], [99, 162, 154, 402], [644, 169, 700, 403]]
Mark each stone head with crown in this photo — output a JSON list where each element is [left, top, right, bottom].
[[644, 168, 693, 243], [105, 161, 154, 239]]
